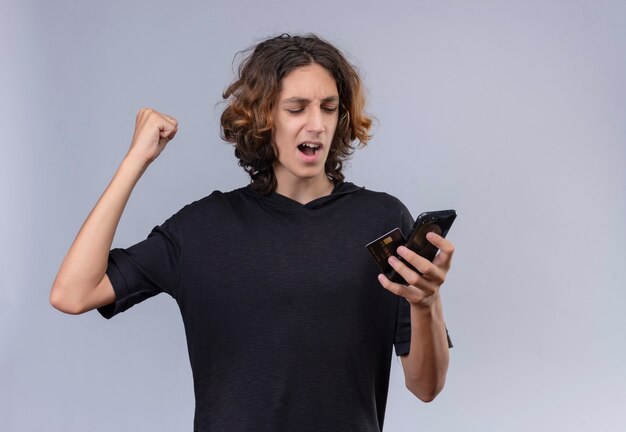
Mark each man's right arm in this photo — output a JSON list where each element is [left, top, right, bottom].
[[50, 109, 178, 314]]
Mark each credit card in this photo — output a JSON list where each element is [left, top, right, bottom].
[[365, 228, 408, 284]]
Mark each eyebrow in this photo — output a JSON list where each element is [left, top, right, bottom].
[[281, 96, 339, 104]]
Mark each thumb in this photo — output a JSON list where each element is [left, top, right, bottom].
[[160, 122, 178, 140]]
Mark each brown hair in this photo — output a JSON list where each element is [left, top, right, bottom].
[[220, 33, 373, 194]]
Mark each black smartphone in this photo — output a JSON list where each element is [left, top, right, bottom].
[[366, 209, 457, 284]]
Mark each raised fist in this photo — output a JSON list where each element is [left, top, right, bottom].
[[127, 108, 178, 164]]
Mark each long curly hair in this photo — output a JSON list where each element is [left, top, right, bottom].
[[220, 33, 373, 194]]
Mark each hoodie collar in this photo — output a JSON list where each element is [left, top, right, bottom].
[[243, 181, 363, 210]]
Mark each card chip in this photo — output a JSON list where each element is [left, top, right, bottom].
[[383, 236, 393, 245]]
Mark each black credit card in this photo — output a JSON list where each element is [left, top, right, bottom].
[[365, 228, 407, 284]]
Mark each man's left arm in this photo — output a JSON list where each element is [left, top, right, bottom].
[[377, 232, 454, 402]]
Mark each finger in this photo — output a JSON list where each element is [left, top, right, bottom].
[[161, 113, 178, 127], [426, 232, 455, 269], [388, 254, 442, 290], [136, 107, 153, 122], [160, 125, 178, 140], [136, 108, 177, 128], [153, 114, 177, 137], [396, 246, 445, 284], [377, 273, 429, 304], [425, 232, 454, 253]]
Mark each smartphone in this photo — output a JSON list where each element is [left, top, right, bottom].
[[366, 209, 457, 284]]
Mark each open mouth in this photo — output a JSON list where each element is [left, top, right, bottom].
[[297, 142, 321, 156]]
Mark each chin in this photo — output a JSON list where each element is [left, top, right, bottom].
[[274, 157, 330, 184], [295, 170, 326, 181]]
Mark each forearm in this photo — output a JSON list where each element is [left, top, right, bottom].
[[401, 294, 450, 402], [50, 154, 149, 311], [50, 109, 179, 314]]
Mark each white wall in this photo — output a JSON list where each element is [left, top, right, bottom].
[[2, 0, 625, 430]]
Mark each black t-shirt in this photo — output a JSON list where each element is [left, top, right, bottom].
[[99, 182, 416, 432]]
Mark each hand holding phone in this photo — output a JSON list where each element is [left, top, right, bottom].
[[366, 210, 456, 284]]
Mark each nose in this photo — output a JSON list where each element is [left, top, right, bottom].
[[306, 106, 325, 134]]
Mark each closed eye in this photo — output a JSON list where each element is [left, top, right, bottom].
[[286, 108, 304, 114], [285, 106, 337, 114]]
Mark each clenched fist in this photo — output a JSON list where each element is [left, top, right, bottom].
[[127, 108, 178, 165]]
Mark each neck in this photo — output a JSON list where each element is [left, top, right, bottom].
[[274, 175, 335, 205]]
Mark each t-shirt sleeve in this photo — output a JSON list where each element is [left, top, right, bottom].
[[392, 203, 453, 356], [394, 297, 412, 356], [97, 217, 181, 319], [394, 300, 454, 356]]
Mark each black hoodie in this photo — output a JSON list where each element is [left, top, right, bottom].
[[100, 182, 414, 432]]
